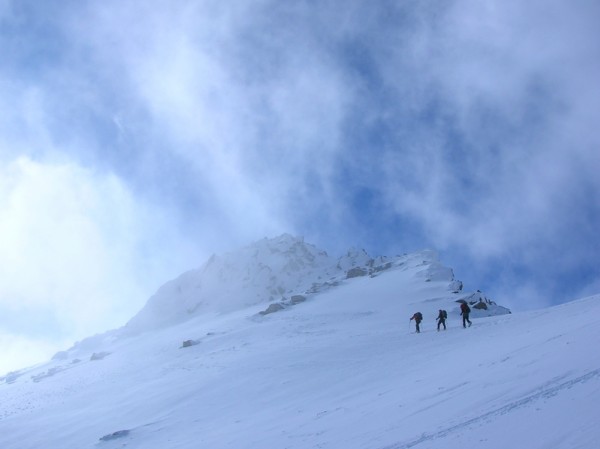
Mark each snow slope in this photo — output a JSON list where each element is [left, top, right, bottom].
[[0, 236, 598, 449]]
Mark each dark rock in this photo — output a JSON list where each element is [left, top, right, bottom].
[[90, 352, 111, 361], [259, 303, 285, 315], [291, 295, 306, 304], [372, 262, 392, 273], [181, 339, 199, 348], [450, 280, 463, 293], [100, 429, 130, 441], [346, 267, 368, 279]]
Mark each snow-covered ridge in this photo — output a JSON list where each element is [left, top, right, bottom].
[[124, 234, 508, 333], [13, 235, 599, 449], [1, 261, 596, 449]]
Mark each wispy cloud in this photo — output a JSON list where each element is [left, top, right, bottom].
[[0, 158, 181, 327], [0, 156, 205, 370]]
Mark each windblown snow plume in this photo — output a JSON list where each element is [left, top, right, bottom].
[[125, 234, 508, 333]]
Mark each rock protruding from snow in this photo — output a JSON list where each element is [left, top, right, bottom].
[[99, 430, 130, 441], [90, 352, 110, 361], [259, 303, 285, 316], [181, 339, 200, 348], [291, 295, 307, 304], [346, 267, 368, 278], [456, 291, 512, 317]]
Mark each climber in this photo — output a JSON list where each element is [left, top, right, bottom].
[[410, 312, 423, 333], [460, 302, 472, 328], [437, 309, 447, 331]]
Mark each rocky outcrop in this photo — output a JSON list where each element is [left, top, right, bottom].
[[259, 303, 285, 315], [90, 352, 110, 361], [181, 339, 200, 348], [99, 430, 130, 441], [346, 267, 368, 278], [291, 295, 307, 304]]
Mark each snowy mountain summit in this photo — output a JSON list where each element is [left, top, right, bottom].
[[125, 234, 509, 333]]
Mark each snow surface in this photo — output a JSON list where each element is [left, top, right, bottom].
[[0, 236, 598, 449]]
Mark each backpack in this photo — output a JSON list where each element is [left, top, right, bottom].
[[461, 303, 470, 313], [442, 310, 447, 319], [415, 312, 423, 321]]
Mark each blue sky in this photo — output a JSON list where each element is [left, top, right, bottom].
[[1, 0, 599, 372]]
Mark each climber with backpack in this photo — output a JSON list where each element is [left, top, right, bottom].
[[410, 312, 423, 333], [437, 309, 447, 331], [460, 302, 472, 328]]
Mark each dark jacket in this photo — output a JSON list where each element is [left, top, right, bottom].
[[411, 312, 423, 323]]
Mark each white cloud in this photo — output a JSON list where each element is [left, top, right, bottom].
[[0, 157, 203, 371], [0, 331, 67, 375], [0, 158, 136, 327]]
